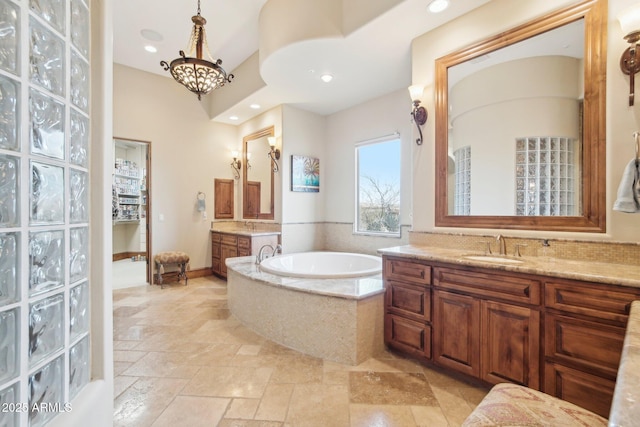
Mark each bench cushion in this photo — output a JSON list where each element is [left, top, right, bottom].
[[154, 251, 190, 264], [463, 383, 607, 427]]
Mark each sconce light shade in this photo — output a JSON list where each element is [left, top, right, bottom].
[[267, 137, 280, 173], [408, 85, 428, 145], [230, 151, 241, 179], [618, 4, 640, 106]]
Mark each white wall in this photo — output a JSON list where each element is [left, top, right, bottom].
[[113, 64, 238, 271], [323, 88, 412, 251], [410, 0, 640, 243]]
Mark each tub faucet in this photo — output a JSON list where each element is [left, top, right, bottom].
[[272, 244, 282, 257], [496, 234, 506, 255], [257, 244, 274, 264]]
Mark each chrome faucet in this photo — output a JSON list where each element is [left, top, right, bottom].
[[257, 244, 274, 264], [272, 244, 282, 257], [496, 234, 506, 255]]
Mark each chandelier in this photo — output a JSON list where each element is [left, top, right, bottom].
[[160, 0, 234, 100]]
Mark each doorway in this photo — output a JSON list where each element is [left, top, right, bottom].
[[112, 137, 152, 288]]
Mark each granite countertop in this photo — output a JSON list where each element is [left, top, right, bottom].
[[210, 228, 281, 237], [225, 256, 384, 300], [378, 245, 640, 289], [609, 300, 640, 426]]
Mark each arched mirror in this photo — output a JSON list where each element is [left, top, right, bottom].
[[435, 0, 606, 232], [243, 126, 275, 220]]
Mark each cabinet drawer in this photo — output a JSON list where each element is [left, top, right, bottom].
[[384, 314, 431, 360], [221, 234, 237, 246], [212, 245, 221, 259], [545, 313, 625, 377], [545, 280, 639, 323], [434, 267, 541, 306], [238, 249, 251, 257], [237, 237, 251, 250], [211, 232, 221, 243], [386, 281, 431, 322], [544, 362, 615, 418], [384, 258, 431, 285]]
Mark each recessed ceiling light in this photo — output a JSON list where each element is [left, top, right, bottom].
[[229, 115, 239, 121], [428, 0, 449, 13], [144, 45, 157, 53], [140, 29, 163, 42], [250, 104, 261, 109], [320, 74, 333, 83]]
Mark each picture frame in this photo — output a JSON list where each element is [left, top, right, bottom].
[[291, 155, 319, 192]]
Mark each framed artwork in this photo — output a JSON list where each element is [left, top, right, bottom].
[[291, 155, 320, 192]]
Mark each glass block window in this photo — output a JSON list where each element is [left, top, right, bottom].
[[515, 137, 577, 216], [0, 0, 91, 424], [453, 146, 471, 215]]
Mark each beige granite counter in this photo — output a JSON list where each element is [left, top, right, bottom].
[[377, 245, 640, 289], [210, 228, 281, 237], [609, 300, 640, 426]]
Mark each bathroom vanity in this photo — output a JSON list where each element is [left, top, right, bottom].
[[210, 229, 280, 279], [379, 246, 640, 418]]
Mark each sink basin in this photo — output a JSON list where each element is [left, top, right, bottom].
[[464, 255, 524, 264]]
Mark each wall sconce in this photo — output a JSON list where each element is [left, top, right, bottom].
[[230, 151, 241, 179], [409, 85, 427, 145], [618, 4, 640, 106], [267, 136, 280, 172]]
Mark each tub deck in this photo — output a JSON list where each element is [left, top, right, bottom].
[[226, 256, 385, 365]]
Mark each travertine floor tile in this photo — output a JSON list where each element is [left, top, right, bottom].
[[112, 276, 489, 426], [150, 396, 230, 427]]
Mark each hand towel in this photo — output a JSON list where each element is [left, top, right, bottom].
[[613, 159, 640, 213]]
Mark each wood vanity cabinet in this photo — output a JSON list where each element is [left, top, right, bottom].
[[210, 231, 279, 279], [382, 254, 640, 418], [383, 257, 432, 360], [543, 278, 640, 417], [433, 267, 541, 389]]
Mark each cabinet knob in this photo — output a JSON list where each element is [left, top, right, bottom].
[[523, 287, 530, 297]]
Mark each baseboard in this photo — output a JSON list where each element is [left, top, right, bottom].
[[154, 267, 213, 285], [113, 252, 146, 262]]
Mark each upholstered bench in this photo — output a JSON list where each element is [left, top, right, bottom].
[[153, 251, 189, 289], [462, 383, 607, 426]]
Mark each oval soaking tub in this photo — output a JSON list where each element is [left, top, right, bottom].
[[226, 252, 385, 365], [259, 251, 381, 278]]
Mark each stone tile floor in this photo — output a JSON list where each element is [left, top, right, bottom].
[[113, 276, 490, 426]]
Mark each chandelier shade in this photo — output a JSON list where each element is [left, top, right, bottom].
[[160, 1, 233, 100]]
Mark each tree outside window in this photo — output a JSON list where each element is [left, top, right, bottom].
[[356, 138, 401, 235]]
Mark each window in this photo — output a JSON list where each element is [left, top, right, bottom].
[[355, 138, 401, 235]]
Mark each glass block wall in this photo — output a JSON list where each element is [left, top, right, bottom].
[[0, 0, 91, 425], [453, 146, 471, 215], [515, 137, 576, 216]]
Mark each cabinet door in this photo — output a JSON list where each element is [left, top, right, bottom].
[[544, 362, 615, 418], [220, 245, 238, 277], [481, 300, 540, 388], [385, 314, 431, 360], [214, 179, 234, 219], [433, 290, 480, 376], [211, 233, 221, 275]]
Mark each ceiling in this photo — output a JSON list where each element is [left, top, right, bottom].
[[113, 0, 491, 124]]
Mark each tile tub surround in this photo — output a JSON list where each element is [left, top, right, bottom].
[[226, 257, 385, 365], [609, 300, 640, 427], [378, 245, 640, 289]]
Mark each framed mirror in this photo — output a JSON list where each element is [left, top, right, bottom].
[[243, 126, 275, 220], [435, 0, 606, 232]]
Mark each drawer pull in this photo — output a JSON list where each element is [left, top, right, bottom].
[[523, 287, 530, 297], [420, 270, 425, 279]]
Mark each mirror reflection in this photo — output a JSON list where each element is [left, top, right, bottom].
[[435, 0, 606, 232], [243, 126, 275, 220], [447, 20, 584, 217]]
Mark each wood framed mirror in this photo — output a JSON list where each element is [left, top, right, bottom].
[[434, 0, 606, 232], [243, 126, 275, 220]]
